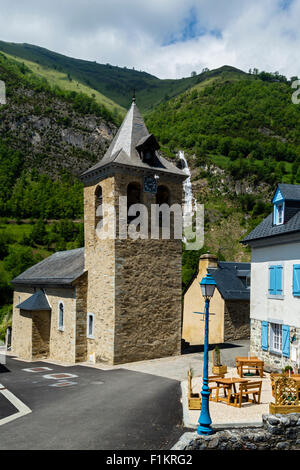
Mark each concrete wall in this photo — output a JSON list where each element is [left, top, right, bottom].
[[251, 241, 300, 328], [250, 240, 300, 370], [182, 255, 225, 345]]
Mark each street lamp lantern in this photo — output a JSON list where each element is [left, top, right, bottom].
[[197, 272, 217, 436], [200, 273, 216, 299]]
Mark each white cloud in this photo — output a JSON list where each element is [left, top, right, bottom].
[[0, 0, 299, 79]]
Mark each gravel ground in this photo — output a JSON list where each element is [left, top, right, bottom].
[[183, 366, 273, 427]]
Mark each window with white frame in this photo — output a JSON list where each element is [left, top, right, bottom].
[[276, 204, 284, 225], [58, 302, 64, 331], [270, 323, 282, 354], [87, 313, 95, 339]]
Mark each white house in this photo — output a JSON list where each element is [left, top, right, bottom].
[[242, 183, 300, 372]]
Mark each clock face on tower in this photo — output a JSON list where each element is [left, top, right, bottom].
[[143, 176, 157, 194]]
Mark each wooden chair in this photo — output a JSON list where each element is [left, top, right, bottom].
[[187, 370, 201, 409], [187, 372, 226, 408], [232, 381, 262, 408], [208, 374, 226, 401]]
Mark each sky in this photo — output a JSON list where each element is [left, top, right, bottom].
[[0, 0, 300, 79]]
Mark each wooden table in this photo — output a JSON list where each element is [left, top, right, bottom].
[[235, 357, 264, 378], [214, 378, 249, 406]]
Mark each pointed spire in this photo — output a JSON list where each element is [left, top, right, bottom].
[[79, 96, 187, 182]]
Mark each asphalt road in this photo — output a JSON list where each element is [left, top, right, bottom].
[[0, 355, 187, 450]]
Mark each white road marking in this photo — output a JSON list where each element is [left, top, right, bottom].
[[49, 381, 77, 387], [42, 373, 78, 380], [22, 367, 53, 373], [0, 383, 31, 426]]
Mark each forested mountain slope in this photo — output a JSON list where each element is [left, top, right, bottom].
[[0, 52, 117, 219], [0, 40, 246, 112], [145, 69, 300, 282]]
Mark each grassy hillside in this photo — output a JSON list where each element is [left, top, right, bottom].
[[2, 51, 125, 116], [0, 40, 246, 112]]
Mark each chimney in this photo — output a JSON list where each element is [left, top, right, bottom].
[[198, 253, 218, 277]]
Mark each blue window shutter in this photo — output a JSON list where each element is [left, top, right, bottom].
[[282, 325, 290, 358], [293, 265, 300, 296], [269, 266, 276, 295], [261, 321, 269, 351], [275, 266, 283, 295]]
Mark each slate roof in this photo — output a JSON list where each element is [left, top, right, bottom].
[[80, 99, 186, 182], [12, 248, 85, 287], [242, 183, 300, 244], [16, 289, 51, 311], [277, 183, 300, 201], [207, 262, 251, 301]]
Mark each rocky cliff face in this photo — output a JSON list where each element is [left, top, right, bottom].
[[0, 85, 117, 177]]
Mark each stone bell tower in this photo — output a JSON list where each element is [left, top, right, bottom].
[[80, 98, 187, 365]]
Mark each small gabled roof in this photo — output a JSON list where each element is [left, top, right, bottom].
[[207, 262, 251, 301], [276, 183, 300, 201], [12, 248, 85, 287], [80, 99, 186, 182], [243, 183, 300, 245], [242, 212, 300, 244], [16, 289, 51, 311]]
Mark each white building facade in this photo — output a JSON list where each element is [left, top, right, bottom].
[[243, 184, 300, 372]]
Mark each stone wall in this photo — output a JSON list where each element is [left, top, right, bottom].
[[12, 288, 34, 360], [223, 300, 250, 342], [83, 170, 183, 365], [74, 272, 88, 362], [113, 172, 183, 364], [12, 286, 77, 363], [84, 177, 116, 364], [250, 318, 298, 372], [32, 310, 51, 359], [183, 414, 300, 450]]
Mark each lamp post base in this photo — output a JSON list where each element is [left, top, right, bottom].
[[197, 424, 214, 436]]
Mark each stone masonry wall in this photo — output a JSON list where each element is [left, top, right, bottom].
[[183, 414, 300, 450], [113, 173, 183, 364], [223, 300, 250, 342], [250, 318, 298, 372], [84, 177, 116, 364], [12, 286, 77, 363], [74, 272, 88, 362], [32, 310, 51, 359], [12, 288, 34, 360]]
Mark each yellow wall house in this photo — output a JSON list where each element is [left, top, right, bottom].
[[182, 254, 250, 346]]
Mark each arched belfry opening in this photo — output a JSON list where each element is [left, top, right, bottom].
[[156, 185, 170, 205], [95, 185, 103, 230], [127, 182, 141, 224], [156, 185, 170, 228]]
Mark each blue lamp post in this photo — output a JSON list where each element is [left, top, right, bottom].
[[197, 272, 216, 436]]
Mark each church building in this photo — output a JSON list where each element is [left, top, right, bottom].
[[11, 98, 187, 365]]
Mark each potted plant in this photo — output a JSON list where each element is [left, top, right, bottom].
[[282, 365, 294, 376], [212, 345, 227, 375]]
